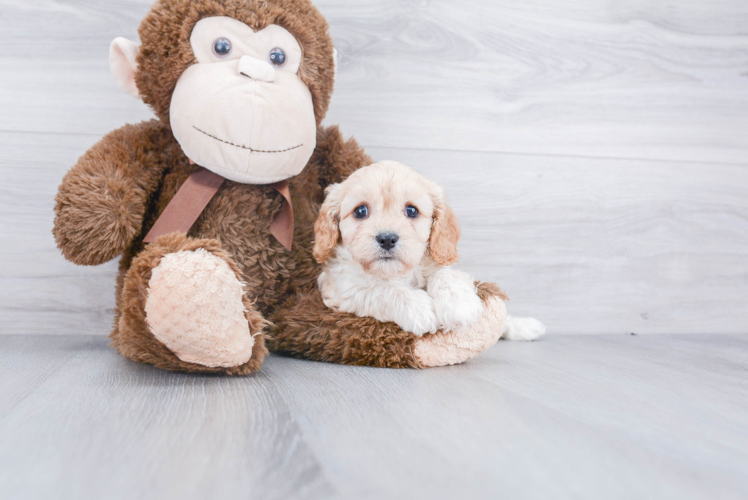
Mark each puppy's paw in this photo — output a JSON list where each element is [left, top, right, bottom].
[[502, 316, 546, 341], [436, 291, 484, 332], [395, 291, 439, 336], [428, 268, 484, 332]]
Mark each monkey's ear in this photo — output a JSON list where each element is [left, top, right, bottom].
[[109, 37, 141, 99], [313, 183, 343, 264]]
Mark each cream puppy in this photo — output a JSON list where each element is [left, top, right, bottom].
[[313, 160, 545, 339]]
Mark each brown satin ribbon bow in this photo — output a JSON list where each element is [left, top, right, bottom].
[[143, 166, 294, 251]]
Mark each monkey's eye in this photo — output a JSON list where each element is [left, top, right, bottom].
[[212, 38, 232, 58], [353, 205, 369, 219], [269, 47, 287, 67], [405, 205, 419, 218]]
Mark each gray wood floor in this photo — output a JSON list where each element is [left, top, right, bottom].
[[1, 334, 747, 500]]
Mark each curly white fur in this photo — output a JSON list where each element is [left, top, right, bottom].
[[318, 247, 484, 335]]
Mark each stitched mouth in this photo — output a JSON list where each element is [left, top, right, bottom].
[[193, 126, 303, 154]]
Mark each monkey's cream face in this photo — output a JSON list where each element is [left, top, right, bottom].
[[169, 16, 317, 184], [336, 163, 436, 278]]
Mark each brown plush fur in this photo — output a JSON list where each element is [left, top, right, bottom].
[[476, 281, 509, 303], [53, 0, 508, 375], [269, 282, 507, 369], [55, 113, 371, 374], [53, 122, 178, 266], [115, 232, 268, 374], [269, 288, 422, 368]]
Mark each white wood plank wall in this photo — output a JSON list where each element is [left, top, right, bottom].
[[1, 0, 746, 335]]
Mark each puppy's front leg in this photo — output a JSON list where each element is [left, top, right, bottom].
[[427, 268, 485, 332], [391, 288, 440, 336], [365, 283, 439, 336], [356, 283, 439, 336], [323, 275, 439, 336]]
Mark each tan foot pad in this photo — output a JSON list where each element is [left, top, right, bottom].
[[145, 248, 254, 368], [414, 296, 507, 368]]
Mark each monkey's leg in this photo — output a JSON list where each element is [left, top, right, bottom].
[[268, 283, 508, 369], [413, 283, 508, 367], [112, 233, 267, 375]]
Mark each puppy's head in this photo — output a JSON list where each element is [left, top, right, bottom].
[[313, 161, 460, 277]]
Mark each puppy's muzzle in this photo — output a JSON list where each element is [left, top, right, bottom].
[[376, 232, 399, 251]]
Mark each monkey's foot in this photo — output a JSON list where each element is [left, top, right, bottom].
[[145, 247, 254, 367], [414, 283, 508, 368], [114, 233, 267, 375]]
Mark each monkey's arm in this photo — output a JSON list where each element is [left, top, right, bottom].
[[53, 120, 174, 266], [269, 287, 421, 368], [269, 282, 507, 368], [311, 125, 373, 188]]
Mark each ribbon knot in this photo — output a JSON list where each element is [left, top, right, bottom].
[[143, 167, 294, 251]]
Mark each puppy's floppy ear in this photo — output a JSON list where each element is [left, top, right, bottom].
[[429, 189, 461, 266], [313, 183, 343, 264]]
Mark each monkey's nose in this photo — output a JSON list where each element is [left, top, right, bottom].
[[376, 232, 399, 251], [238, 55, 276, 83]]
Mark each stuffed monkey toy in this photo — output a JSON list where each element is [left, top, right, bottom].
[[53, 0, 510, 374]]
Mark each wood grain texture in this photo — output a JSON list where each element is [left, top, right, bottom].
[[1, 0, 747, 162], [0, 336, 337, 500], [0, 132, 117, 335], [1, 334, 747, 500], [321, 0, 748, 163], [367, 146, 748, 335]]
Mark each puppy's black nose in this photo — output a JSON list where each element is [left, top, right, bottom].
[[376, 232, 399, 250]]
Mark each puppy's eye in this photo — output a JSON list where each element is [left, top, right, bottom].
[[269, 47, 287, 67], [353, 205, 369, 219], [405, 205, 419, 218], [213, 38, 232, 58]]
